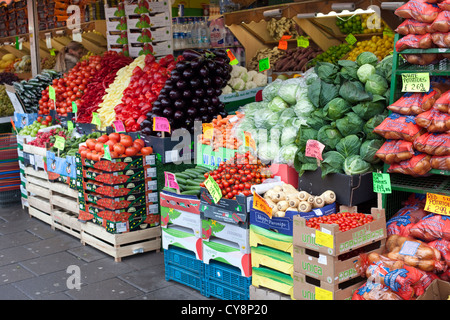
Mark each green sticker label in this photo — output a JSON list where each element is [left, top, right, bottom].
[[297, 36, 310, 48], [372, 172, 391, 194], [204, 175, 222, 203], [54, 136, 65, 151], [345, 33, 357, 45], [103, 144, 112, 160], [48, 85, 56, 101], [91, 112, 101, 127], [71, 101, 78, 114], [401, 73, 430, 92], [259, 57, 270, 72], [67, 120, 74, 131]]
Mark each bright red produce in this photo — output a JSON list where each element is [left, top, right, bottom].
[[305, 212, 374, 232]]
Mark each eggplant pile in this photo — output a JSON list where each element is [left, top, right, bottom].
[[143, 49, 231, 135]]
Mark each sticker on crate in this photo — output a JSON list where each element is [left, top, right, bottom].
[[46, 151, 76, 179], [162, 224, 203, 260], [202, 238, 251, 277], [161, 206, 201, 237], [201, 216, 250, 253]]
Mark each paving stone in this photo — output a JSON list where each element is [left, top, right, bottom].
[[23, 233, 81, 256], [0, 230, 41, 250], [121, 250, 164, 269], [0, 263, 35, 285], [67, 245, 109, 263], [76, 257, 138, 285], [0, 283, 31, 300], [19, 251, 84, 276], [134, 284, 212, 300], [0, 245, 40, 267], [12, 269, 74, 300], [65, 277, 145, 300], [119, 263, 170, 293]]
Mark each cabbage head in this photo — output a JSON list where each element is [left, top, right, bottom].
[[293, 99, 315, 118], [323, 97, 351, 120], [321, 151, 345, 177], [336, 112, 364, 136], [336, 135, 362, 158], [257, 141, 279, 163], [365, 74, 388, 96], [357, 64, 376, 84], [363, 114, 386, 140], [262, 79, 283, 102], [280, 125, 299, 146], [317, 125, 343, 151], [356, 51, 378, 67], [254, 108, 280, 129], [278, 78, 302, 105], [268, 96, 289, 112], [277, 144, 298, 166], [343, 155, 371, 175], [360, 139, 383, 164]]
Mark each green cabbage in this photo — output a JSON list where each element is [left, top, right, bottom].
[[339, 81, 372, 104], [268, 96, 289, 112], [343, 155, 371, 175], [317, 125, 343, 151], [357, 64, 376, 83], [321, 151, 345, 177], [280, 125, 299, 146], [296, 126, 318, 153], [262, 79, 283, 102], [336, 112, 364, 136], [254, 108, 280, 129], [363, 114, 386, 140], [360, 139, 384, 164], [323, 97, 351, 120], [257, 141, 279, 163], [336, 135, 362, 158], [294, 151, 319, 176], [277, 144, 299, 166], [356, 51, 378, 67], [365, 74, 388, 96], [351, 95, 386, 120], [315, 62, 339, 83], [277, 78, 301, 105], [338, 60, 359, 81]]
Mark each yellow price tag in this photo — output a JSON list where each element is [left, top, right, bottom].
[[315, 230, 334, 249], [424, 193, 450, 216], [253, 192, 272, 218], [244, 131, 256, 151], [401, 73, 430, 92], [202, 123, 214, 140], [315, 287, 333, 300]]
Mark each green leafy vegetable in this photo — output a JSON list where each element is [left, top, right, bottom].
[[321, 151, 345, 177], [268, 96, 289, 112], [351, 95, 386, 120], [336, 112, 364, 136], [360, 139, 384, 164], [357, 64, 376, 83], [343, 155, 371, 175], [356, 51, 378, 67], [339, 81, 372, 104], [365, 73, 388, 96], [336, 135, 362, 158], [262, 79, 283, 102], [323, 97, 352, 120], [363, 114, 387, 140], [277, 78, 301, 105], [317, 125, 343, 151]]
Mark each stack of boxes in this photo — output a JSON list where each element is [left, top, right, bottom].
[[76, 153, 159, 234], [124, 0, 172, 58], [292, 206, 387, 300], [161, 186, 252, 300], [105, 2, 129, 56], [0, 0, 28, 37]]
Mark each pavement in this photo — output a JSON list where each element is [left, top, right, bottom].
[[0, 202, 214, 300]]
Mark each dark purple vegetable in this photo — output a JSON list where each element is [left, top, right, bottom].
[[191, 97, 201, 106], [182, 49, 203, 61], [173, 110, 184, 120], [182, 89, 192, 99], [206, 87, 215, 97], [160, 97, 172, 108], [202, 77, 211, 87], [182, 68, 194, 79], [212, 76, 224, 89], [190, 57, 204, 69], [207, 105, 216, 115], [176, 79, 187, 89], [199, 66, 209, 78], [162, 107, 174, 118], [211, 96, 220, 106], [190, 78, 201, 88], [169, 89, 181, 100], [194, 88, 205, 97], [174, 99, 185, 110], [187, 107, 197, 117]]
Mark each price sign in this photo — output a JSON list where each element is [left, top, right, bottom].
[[113, 120, 126, 133], [297, 36, 309, 48], [91, 112, 101, 127], [372, 172, 391, 194], [164, 172, 180, 191], [71, 101, 78, 114], [204, 175, 222, 203], [253, 192, 272, 218], [315, 230, 334, 249], [315, 287, 333, 300], [305, 139, 325, 161], [401, 73, 430, 92], [48, 85, 56, 101], [278, 35, 292, 51], [424, 193, 450, 216], [226, 49, 239, 66], [202, 123, 214, 140], [67, 120, 74, 131], [54, 136, 65, 150], [50, 49, 56, 56], [153, 116, 171, 133], [259, 57, 270, 72], [103, 144, 112, 160], [244, 131, 256, 151], [345, 33, 357, 45]]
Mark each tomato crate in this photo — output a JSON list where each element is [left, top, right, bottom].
[[79, 201, 154, 217], [80, 167, 146, 185], [293, 206, 387, 257], [75, 153, 156, 172], [78, 179, 150, 197], [78, 190, 149, 210], [90, 211, 160, 234]]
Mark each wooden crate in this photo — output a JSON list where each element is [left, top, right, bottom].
[[28, 205, 53, 225], [249, 285, 291, 300], [52, 208, 82, 239], [80, 223, 161, 262]]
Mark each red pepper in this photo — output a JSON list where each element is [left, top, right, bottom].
[[125, 118, 136, 128], [137, 115, 147, 125]]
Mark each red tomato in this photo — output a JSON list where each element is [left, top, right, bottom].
[[120, 135, 133, 147], [86, 139, 96, 150], [125, 146, 138, 156], [105, 140, 116, 152], [113, 143, 125, 155], [108, 132, 120, 142], [95, 142, 104, 153], [134, 138, 145, 148], [97, 134, 109, 144]]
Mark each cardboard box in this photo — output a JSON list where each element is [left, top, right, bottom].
[[80, 167, 147, 185], [78, 190, 149, 210], [76, 153, 155, 172], [162, 224, 203, 260], [161, 206, 201, 238], [251, 245, 293, 276], [252, 267, 294, 299], [293, 271, 364, 300], [79, 179, 150, 197], [201, 214, 250, 253], [297, 168, 375, 206], [160, 190, 201, 214], [250, 224, 293, 256], [293, 206, 386, 256], [150, 26, 171, 41], [141, 133, 194, 164], [417, 279, 450, 300], [249, 201, 336, 236], [14, 112, 38, 129], [269, 163, 299, 189], [200, 186, 252, 214], [293, 240, 385, 284], [202, 237, 251, 277], [196, 143, 237, 170], [46, 152, 76, 179]]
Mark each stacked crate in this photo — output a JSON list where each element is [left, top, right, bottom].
[[160, 190, 205, 295], [292, 206, 387, 300], [0, 133, 21, 206], [200, 188, 252, 300], [104, 2, 129, 56], [76, 153, 159, 234]]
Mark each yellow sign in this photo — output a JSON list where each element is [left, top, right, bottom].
[[315, 287, 333, 300], [202, 123, 214, 140], [424, 193, 450, 216], [315, 230, 334, 249], [253, 192, 272, 218], [244, 131, 256, 151], [401, 73, 430, 92]]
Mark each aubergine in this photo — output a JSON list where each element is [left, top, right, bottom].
[[182, 89, 192, 99], [160, 97, 172, 108], [162, 107, 174, 118], [174, 99, 185, 110], [173, 110, 184, 121], [190, 78, 201, 88], [191, 97, 201, 107], [182, 49, 203, 61], [182, 68, 194, 79], [186, 107, 197, 117], [199, 66, 209, 78], [169, 89, 181, 100], [194, 88, 205, 97], [202, 77, 211, 87], [176, 79, 187, 89], [211, 96, 220, 106], [206, 87, 216, 97]]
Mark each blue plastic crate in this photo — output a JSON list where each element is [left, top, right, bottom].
[[165, 262, 205, 295], [205, 279, 250, 300], [204, 260, 251, 290], [163, 246, 204, 276]]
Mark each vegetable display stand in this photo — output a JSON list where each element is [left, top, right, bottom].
[[382, 33, 450, 218]]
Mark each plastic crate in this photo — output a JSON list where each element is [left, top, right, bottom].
[[204, 260, 251, 290], [163, 247, 204, 276], [205, 279, 250, 300], [0, 188, 21, 206], [164, 262, 205, 295]]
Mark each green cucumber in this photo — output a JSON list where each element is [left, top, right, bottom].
[[183, 185, 201, 191], [176, 177, 187, 185], [175, 173, 190, 180], [185, 180, 201, 186], [181, 190, 200, 195]]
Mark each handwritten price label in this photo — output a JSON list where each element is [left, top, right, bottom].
[[424, 193, 450, 216], [226, 49, 239, 66], [278, 35, 292, 51], [103, 144, 112, 160], [202, 123, 214, 140], [153, 117, 171, 133], [71, 101, 78, 114], [305, 139, 325, 161], [54, 136, 65, 151], [253, 192, 272, 218], [345, 33, 357, 45], [164, 172, 180, 191], [205, 175, 222, 204], [401, 73, 430, 92], [113, 120, 126, 133], [297, 36, 309, 48], [372, 172, 391, 194], [259, 57, 270, 72], [91, 112, 101, 128]]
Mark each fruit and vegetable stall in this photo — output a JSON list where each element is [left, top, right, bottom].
[[1, 0, 450, 302]]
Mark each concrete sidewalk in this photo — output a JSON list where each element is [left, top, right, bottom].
[[0, 202, 213, 300]]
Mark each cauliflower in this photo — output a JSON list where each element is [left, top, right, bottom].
[[245, 81, 257, 90], [241, 69, 249, 82], [247, 70, 258, 82], [230, 65, 246, 79], [253, 73, 268, 87], [230, 78, 246, 91], [222, 85, 232, 95]]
